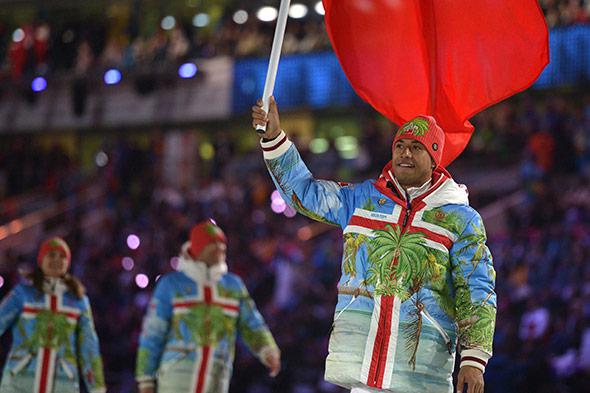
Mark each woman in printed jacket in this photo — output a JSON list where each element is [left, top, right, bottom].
[[0, 237, 106, 393]]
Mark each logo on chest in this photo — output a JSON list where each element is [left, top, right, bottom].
[[173, 286, 239, 318]]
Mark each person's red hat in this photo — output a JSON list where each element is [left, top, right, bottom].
[[37, 237, 71, 269], [393, 115, 445, 167], [189, 219, 227, 258]]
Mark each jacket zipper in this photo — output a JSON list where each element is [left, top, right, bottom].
[[372, 297, 391, 386], [402, 192, 411, 229], [403, 191, 452, 354], [372, 192, 412, 386]]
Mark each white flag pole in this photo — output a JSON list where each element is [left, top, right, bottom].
[[256, 0, 291, 134]]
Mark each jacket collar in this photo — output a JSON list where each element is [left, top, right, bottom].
[[177, 242, 228, 284], [373, 161, 469, 208], [42, 277, 67, 295], [390, 174, 432, 201]]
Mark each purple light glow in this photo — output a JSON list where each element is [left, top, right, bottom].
[[121, 257, 135, 271], [31, 77, 47, 92], [127, 234, 140, 250], [284, 206, 297, 218], [104, 69, 122, 85], [270, 190, 286, 214], [271, 199, 286, 214], [178, 63, 198, 79], [135, 274, 149, 288]]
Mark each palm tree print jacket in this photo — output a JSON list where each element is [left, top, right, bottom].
[[0, 280, 106, 393], [135, 244, 279, 393], [262, 131, 497, 393]]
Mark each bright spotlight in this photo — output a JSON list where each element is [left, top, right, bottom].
[[127, 234, 141, 250], [193, 13, 210, 27], [135, 274, 149, 288], [31, 77, 47, 92], [12, 28, 25, 42], [289, 4, 308, 19], [178, 63, 198, 79], [233, 10, 248, 24], [104, 69, 122, 85], [257, 6, 278, 22], [95, 151, 108, 167], [315, 1, 326, 15], [161, 16, 176, 30]]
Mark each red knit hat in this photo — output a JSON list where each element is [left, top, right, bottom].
[[37, 237, 71, 269], [189, 219, 227, 258], [393, 115, 445, 166]]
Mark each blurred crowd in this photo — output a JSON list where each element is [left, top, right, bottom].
[[541, 0, 590, 27], [1, 1, 590, 82], [0, 89, 588, 392], [467, 93, 590, 180], [0, 134, 347, 392], [0, 140, 83, 226], [0, 15, 330, 83], [486, 178, 590, 393]]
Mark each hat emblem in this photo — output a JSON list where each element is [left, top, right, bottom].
[[399, 117, 430, 137]]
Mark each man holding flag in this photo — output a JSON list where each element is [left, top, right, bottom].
[[252, 1, 548, 391], [253, 99, 494, 393]]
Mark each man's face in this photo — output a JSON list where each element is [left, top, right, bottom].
[[392, 139, 434, 189], [41, 249, 69, 277], [197, 241, 227, 267]]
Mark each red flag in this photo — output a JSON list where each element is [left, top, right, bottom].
[[323, 0, 549, 166]]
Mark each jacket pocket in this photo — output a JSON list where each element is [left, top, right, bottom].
[[9, 353, 32, 376], [60, 358, 75, 380], [158, 344, 194, 376], [419, 308, 453, 355], [333, 294, 360, 323]]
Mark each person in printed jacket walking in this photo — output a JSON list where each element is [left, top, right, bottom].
[[0, 237, 106, 393], [136, 219, 281, 393], [252, 97, 496, 393]]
